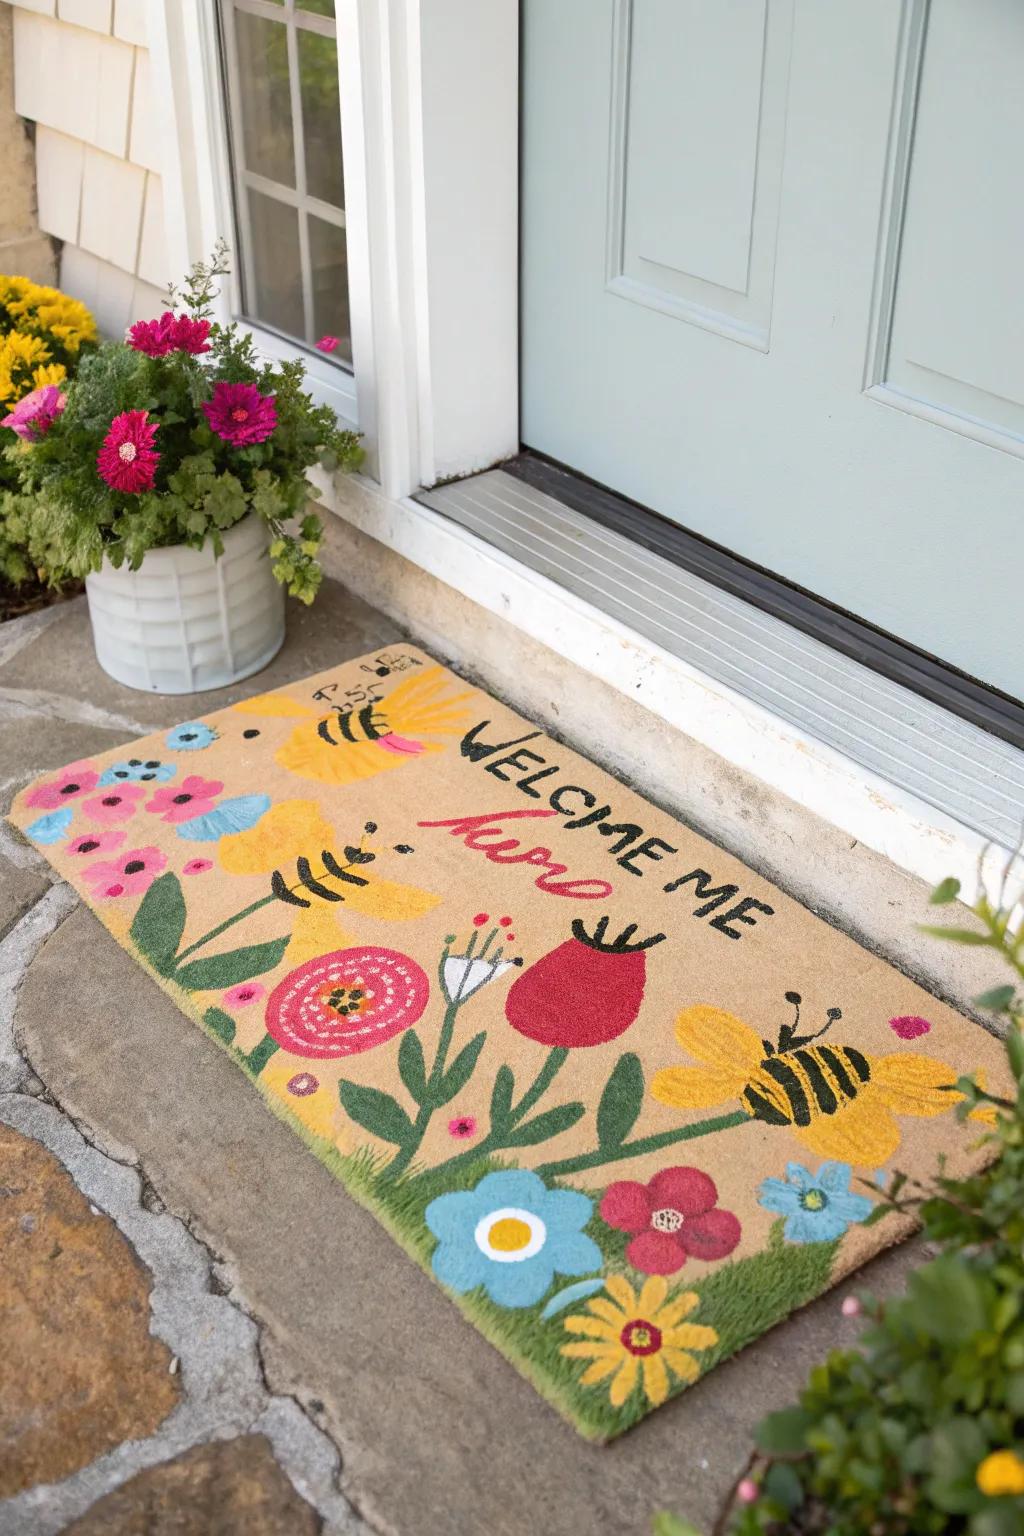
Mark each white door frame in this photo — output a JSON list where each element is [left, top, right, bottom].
[[148, 0, 520, 498]]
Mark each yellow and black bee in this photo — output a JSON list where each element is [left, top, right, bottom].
[[234, 666, 475, 786], [651, 993, 960, 1167]]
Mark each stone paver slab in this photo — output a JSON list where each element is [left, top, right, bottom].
[[61, 1436, 322, 1535], [0, 1121, 179, 1499]]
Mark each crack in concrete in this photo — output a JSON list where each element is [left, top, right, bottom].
[[0, 685, 151, 736], [0, 890, 372, 1536]]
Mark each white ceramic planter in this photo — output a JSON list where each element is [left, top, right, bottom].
[[84, 514, 286, 694]]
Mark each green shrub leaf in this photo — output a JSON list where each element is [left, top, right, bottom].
[[755, 1406, 814, 1456], [929, 876, 961, 905]]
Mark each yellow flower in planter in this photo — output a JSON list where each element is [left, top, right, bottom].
[[976, 1449, 1024, 1497]]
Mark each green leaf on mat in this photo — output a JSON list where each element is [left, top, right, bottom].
[[338, 1079, 415, 1145], [130, 872, 186, 975], [397, 1030, 427, 1104], [490, 1064, 515, 1128], [505, 1101, 585, 1148], [437, 1032, 487, 1105], [173, 935, 290, 992], [203, 1007, 236, 1045], [596, 1051, 644, 1148]]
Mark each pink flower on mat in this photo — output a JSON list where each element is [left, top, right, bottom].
[[889, 1015, 932, 1040], [25, 760, 99, 809], [128, 310, 211, 357], [96, 410, 159, 494], [67, 829, 126, 856], [146, 775, 223, 823], [182, 857, 213, 876], [315, 335, 340, 353], [222, 982, 266, 1009], [81, 846, 167, 900], [600, 1166, 741, 1275], [2, 383, 66, 441], [81, 783, 145, 824], [448, 1115, 477, 1139], [202, 381, 277, 447]]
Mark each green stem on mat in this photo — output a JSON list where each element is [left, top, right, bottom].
[[535, 1109, 751, 1180], [379, 998, 462, 1184], [176, 893, 277, 963]]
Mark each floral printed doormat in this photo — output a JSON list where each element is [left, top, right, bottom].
[[10, 647, 1009, 1440]]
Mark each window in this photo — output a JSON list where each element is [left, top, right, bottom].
[[217, 0, 351, 369]]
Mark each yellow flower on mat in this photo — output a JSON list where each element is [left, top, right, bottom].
[[561, 1274, 717, 1408], [651, 1003, 964, 1168], [976, 1449, 1024, 1497], [219, 799, 334, 875]]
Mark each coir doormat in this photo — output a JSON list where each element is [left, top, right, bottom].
[[10, 647, 1007, 1439]]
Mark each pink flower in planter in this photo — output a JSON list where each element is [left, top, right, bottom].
[[82, 846, 167, 900], [2, 383, 66, 441], [182, 857, 214, 876], [67, 829, 127, 856], [202, 381, 277, 447], [81, 783, 146, 824], [128, 311, 211, 357], [96, 410, 159, 494], [315, 335, 340, 353], [25, 760, 99, 809], [146, 775, 223, 824]]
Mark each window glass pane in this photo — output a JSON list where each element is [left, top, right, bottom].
[[298, 1, 335, 16], [309, 215, 351, 363], [248, 191, 305, 339], [298, 29, 344, 208], [233, 11, 294, 188]]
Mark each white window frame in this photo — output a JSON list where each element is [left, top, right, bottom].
[[146, 0, 520, 496]]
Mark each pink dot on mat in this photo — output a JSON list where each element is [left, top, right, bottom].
[[473, 912, 488, 926], [499, 915, 512, 926]]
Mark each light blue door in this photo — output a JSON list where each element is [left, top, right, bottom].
[[521, 0, 1024, 697]]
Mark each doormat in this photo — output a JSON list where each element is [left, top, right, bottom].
[[10, 647, 1007, 1440]]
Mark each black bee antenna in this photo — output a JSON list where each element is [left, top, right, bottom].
[[779, 993, 842, 1051]]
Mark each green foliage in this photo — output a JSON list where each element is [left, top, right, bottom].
[[8, 244, 361, 602], [688, 868, 1024, 1536]]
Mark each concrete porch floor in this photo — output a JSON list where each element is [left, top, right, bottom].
[[0, 581, 992, 1536]]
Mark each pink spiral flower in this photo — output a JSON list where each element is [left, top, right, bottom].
[[202, 381, 277, 447], [96, 410, 159, 494], [127, 310, 211, 357], [2, 384, 66, 441]]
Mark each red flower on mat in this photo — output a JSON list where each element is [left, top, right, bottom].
[[505, 916, 664, 1049], [81, 846, 167, 900], [146, 775, 223, 823], [81, 783, 145, 824], [67, 829, 126, 856], [202, 381, 277, 446], [889, 1015, 932, 1040], [127, 310, 211, 357], [97, 410, 159, 493], [24, 760, 99, 810], [600, 1167, 741, 1275], [264, 946, 430, 1060]]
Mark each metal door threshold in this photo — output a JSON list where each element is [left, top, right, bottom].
[[416, 468, 1024, 848]]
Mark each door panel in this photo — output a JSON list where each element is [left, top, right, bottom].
[[521, 0, 1022, 697]]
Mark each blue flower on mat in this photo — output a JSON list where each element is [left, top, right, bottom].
[[25, 806, 74, 844], [98, 758, 176, 786], [165, 722, 217, 752], [425, 1168, 602, 1309], [176, 793, 272, 842], [758, 1161, 873, 1244]]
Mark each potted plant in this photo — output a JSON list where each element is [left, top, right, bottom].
[[0, 273, 97, 606], [8, 243, 361, 692]]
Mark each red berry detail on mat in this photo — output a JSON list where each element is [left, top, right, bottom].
[[473, 912, 489, 926]]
